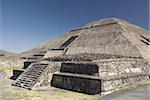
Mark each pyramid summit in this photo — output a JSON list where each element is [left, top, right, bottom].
[[12, 18, 150, 95]]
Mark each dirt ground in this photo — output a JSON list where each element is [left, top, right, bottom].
[[0, 69, 99, 100], [0, 67, 150, 100], [102, 84, 150, 100]]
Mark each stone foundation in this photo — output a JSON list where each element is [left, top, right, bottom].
[[102, 75, 149, 91], [51, 73, 101, 94], [95, 58, 149, 78], [50, 57, 150, 95]]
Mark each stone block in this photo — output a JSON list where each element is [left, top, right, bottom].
[[23, 61, 33, 69], [51, 73, 101, 94], [60, 62, 99, 75], [11, 69, 24, 80]]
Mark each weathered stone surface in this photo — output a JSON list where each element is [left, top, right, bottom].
[[95, 58, 149, 78], [33, 61, 62, 87], [51, 73, 101, 94], [101, 75, 149, 92], [12, 18, 150, 95], [51, 56, 149, 94], [60, 62, 99, 75]]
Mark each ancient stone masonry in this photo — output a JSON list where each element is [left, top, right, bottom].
[[51, 61, 101, 94], [12, 18, 150, 95], [12, 63, 49, 89], [94, 58, 149, 94], [11, 51, 47, 80], [51, 54, 149, 94]]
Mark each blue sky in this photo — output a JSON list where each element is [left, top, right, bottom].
[[0, 0, 149, 53]]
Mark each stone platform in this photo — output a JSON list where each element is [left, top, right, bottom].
[[51, 57, 150, 94], [51, 72, 101, 94]]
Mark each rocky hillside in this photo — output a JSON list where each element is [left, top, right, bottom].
[[0, 49, 16, 56], [0, 49, 22, 67]]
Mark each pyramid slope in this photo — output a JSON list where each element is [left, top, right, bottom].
[[116, 19, 150, 63], [20, 30, 82, 57], [21, 18, 150, 63], [62, 18, 147, 56], [65, 18, 150, 62], [66, 22, 141, 57]]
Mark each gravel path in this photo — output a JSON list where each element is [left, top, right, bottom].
[[101, 84, 150, 100]]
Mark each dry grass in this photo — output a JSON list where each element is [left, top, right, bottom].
[[0, 65, 21, 70]]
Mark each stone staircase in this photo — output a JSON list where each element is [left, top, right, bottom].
[[11, 51, 47, 80], [140, 35, 150, 45], [51, 58, 149, 95], [51, 62, 101, 94], [12, 63, 49, 90], [59, 36, 79, 49]]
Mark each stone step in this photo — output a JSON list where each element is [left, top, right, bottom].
[[21, 73, 41, 78], [44, 49, 64, 58], [21, 74, 41, 78], [60, 62, 99, 76], [49, 48, 65, 50], [11, 69, 25, 80], [12, 83, 32, 90], [51, 72, 101, 94], [12, 63, 49, 90], [33, 54, 45, 57], [23, 71, 43, 74], [59, 35, 78, 49], [18, 77, 37, 81], [27, 57, 38, 60], [26, 67, 46, 70]]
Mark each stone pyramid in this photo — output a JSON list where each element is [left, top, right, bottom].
[[12, 18, 150, 95]]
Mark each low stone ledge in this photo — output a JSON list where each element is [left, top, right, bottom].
[[101, 75, 149, 92], [100, 73, 150, 81], [51, 72, 101, 94]]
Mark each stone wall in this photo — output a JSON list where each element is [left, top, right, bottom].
[[35, 56, 150, 94], [33, 62, 62, 88], [44, 49, 64, 58], [51, 73, 101, 94], [60, 62, 99, 76], [94, 58, 150, 93], [101, 75, 149, 94], [94, 58, 149, 78]]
